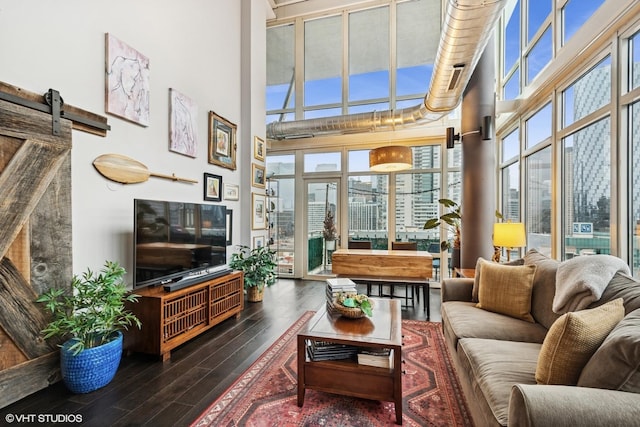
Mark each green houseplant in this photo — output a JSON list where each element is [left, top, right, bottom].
[[423, 198, 461, 269], [229, 245, 277, 302], [36, 260, 141, 393], [423, 198, 461, 252]]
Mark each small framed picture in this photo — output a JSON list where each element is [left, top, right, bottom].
[[253, 235, 265, 249], [252, 193, 266, 230], [223, 183, 239, 201], [203, 173, 222, 202], [254, 136, 265, 161], [208, 111, 237, 170], [252, 163, 266, 189]]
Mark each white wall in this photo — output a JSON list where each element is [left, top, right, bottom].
[[0, 0, 266, 285]]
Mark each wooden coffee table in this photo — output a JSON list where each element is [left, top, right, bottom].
[[297, 298, 403, 424]]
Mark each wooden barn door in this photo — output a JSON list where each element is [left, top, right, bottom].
[[0, 98, 73, 408]]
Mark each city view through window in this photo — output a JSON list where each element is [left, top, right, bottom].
[[267, 146, 461, 277]]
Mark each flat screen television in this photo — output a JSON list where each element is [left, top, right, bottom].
[[133, 198, 228, 289]]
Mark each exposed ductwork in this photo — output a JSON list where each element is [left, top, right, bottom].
[[266, 0, 507, 140]]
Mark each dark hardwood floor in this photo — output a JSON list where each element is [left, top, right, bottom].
[[2, 279, 441, 426]]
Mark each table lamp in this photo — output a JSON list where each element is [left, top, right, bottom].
[[493, 222, 526, 262]]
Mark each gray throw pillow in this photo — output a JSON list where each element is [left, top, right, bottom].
[[577, 308, 640, 392], [588, 272, 640, 315], [524, 249, 561, 330]]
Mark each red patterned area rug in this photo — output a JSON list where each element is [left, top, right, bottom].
[[192, 311, 473, 427]]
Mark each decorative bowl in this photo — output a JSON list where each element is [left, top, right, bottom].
[[333, 298, 374, 319]]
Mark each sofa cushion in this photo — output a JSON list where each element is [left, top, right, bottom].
[[458, 338, 540, 426], [524, 249, 561, 329], [535, 298, 625, 385], [475, 258, 537, 322], [588, 271, 640, 314], [472, 257, 524, 303], [578, 308, 640, 392], [441, 301, 548, 352]]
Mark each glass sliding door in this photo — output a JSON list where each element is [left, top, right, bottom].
[[305, 179, 340, 277]]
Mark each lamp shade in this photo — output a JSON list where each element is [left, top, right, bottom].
[[493, 222, 526, 248], [369, 146, 412, 172]]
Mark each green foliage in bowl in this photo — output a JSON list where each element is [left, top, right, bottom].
[[336, 292, 373, 317]]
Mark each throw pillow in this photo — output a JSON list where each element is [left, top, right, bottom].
[[535, 298, 625, 385], [523, 249, 561, 330], [589, 271, 640, 314], [578, 308, 640, 392], [475, 258, 537, 322], [472, 256, 525, 303]]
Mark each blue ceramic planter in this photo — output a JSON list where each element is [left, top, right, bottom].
[[60, 331, 123, 394]]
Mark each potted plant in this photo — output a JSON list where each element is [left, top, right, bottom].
[[423, 198, 461, 268], [229, 245, 277, 302], [323, 209, 338, 250], [36, 260, 141, 394]]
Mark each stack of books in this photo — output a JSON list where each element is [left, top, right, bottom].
[[325, 278, 357, 312], [306, 340, 359, 361], [357, 348, 394, 369]]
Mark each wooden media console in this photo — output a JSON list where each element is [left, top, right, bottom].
[[125, 271, 244, 361]]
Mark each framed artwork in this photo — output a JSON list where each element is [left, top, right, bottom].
[[169, 88, 198, 157], [223, 183, 239, 201], [252, 193, 266, 230], [105, 33, 150, 126], [208, 111, 237, 170], [254, 136, 265, 161], [253, 235, 265, 249], [226, 209, 233, 246], [203, 173, 222, 202], [252, 163, 266, 188]]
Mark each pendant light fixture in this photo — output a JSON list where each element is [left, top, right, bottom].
[[369, 145, 413, 172]]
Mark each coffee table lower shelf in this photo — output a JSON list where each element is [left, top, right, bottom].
[[298, 355, 397, 400]]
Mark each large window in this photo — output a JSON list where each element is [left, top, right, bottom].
[[526, 147, 552, 256], [504, 0, 520, 79], [305, 16, 342, 113], [503, 69, 520, 100], [502, 128, 520, 162], [396, 0, 439, 99], [525, 103, 552, 149], [631, 31, 640, 91], [349, 7, 389, 105], [562, 56, 611, 127], [562, 118, 611, 258], [502, 163, 520, 221], [527, 0, 551, 43], [266, 24, 295, 123], [526, 27, 552, 84], [395, 171, 441, 248], [631, 102, 640, 275], [348, 175, 388, 249], [500, 129, 521, 222], [266, 0, 441, 122], [345, 146, 444, 253], [266, 155, 296, 277], [562, 0, 605, 46], [304, 152, 341, 173], [394, 145, 441, 249]]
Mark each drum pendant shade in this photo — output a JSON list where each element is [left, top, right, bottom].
[[369, 146, 412, 172]]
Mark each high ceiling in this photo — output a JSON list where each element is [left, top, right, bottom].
[[268, 0, 399, 22]]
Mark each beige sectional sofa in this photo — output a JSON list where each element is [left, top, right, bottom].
[[441, 250, 640, 427]]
